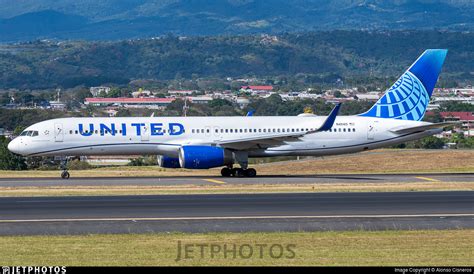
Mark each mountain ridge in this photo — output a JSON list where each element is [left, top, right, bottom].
[[1, 0, 474, 42]]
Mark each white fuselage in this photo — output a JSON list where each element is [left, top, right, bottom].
[[8, 115, 439, 158]]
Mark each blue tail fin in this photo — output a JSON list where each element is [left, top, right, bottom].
[[359, 49, 447, 121]]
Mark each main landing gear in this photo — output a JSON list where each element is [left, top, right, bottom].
[[221, 151, 255, 177], [221, 167, 257, 177]]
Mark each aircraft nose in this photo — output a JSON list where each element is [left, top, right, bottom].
[[7, 139, 20, 155]]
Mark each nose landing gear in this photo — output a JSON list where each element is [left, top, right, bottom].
[[61, 170, 70, 179], [59, 157, 71, 179]]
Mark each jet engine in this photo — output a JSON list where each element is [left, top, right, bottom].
[[179, 146, 233, 169]]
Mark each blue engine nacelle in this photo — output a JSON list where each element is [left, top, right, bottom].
[[157, 155, 181, 168], [179, 146, 233, 169]]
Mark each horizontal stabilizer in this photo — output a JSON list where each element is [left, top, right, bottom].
[[390, 122, 457, 135]]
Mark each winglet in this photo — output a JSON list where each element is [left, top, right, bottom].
[[246, 110, 255, 117], [316, 103, 341, 132]]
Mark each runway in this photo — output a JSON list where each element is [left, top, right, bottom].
[[0, 191, 472, 235], [0, 172, 472, 187]]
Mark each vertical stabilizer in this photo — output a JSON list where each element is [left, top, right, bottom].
[[359, 49, 447, 121]]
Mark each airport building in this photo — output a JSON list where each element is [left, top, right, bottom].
[[84, 97, 175, 109]]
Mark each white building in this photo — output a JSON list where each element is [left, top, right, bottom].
[[90, 86, 111, 97], [49, 101, 67, 110], [355, 92, 380, 101], [188, 96, 213, 104], [168, 90, 196, 96]]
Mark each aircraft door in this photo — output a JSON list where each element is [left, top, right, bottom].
[[54, 123, 64, 142], [142, 125, 150, 141], [367, 120, 377, 140]]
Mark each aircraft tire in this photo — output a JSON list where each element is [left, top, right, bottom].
[[234, 168, 245, 177], [61, 171, 70, 179], [245, 168, 257, 177], [221, 167, 232, 177]]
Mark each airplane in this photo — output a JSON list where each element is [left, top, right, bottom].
[[8, 49, 453, 179]]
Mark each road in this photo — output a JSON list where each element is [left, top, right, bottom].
[[0, 191, 472, 235], [0, 173, 472, 187]]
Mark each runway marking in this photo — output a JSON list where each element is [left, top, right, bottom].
[[415, 176, 441, 182], [203, 179, 226, 185], [0, 214, 472, 223]]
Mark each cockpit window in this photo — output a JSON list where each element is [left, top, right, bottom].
[[20, 130, 39, 137]]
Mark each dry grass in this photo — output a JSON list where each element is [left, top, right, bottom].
[[256, 149, 474, 175], [0, 230, 472, 266], [0, 181, 472, 197]]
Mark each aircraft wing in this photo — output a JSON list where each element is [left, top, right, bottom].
[[216, 103, 341, 150], [389, 122, 457, 135]]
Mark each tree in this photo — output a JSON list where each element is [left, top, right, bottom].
[[440, 102, 474, 112], [416, 136, 445, 149], [0, 137, 27, 170], [13, 126, 25, 136]]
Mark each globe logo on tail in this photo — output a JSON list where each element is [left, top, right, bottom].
[[362, 71, 429, 121]]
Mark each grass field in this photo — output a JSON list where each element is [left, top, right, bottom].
[[0, 230, 472, 266], [0, 149, 472, 178]]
